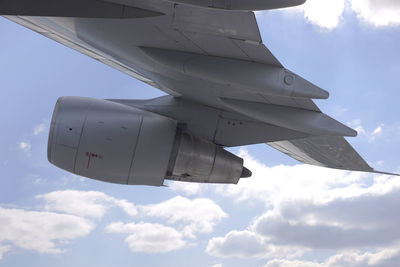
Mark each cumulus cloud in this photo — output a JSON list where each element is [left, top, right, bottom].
[[0, 189, 230, 260], [0, 190, 141, 260], [215, 149, 380, 206], [0, 207, 94, 255], [347, 120, 384, 142], [351, 0, 400, 27], [281, 0, 400, 30], [253, 189, 400, 249], [18, 141, 31, 151], [206, 231, 270, 258], [264, 248, 400, 267], [139, 196, 227, 238], [106, 222, 186, 253], [33, 123, 46, 136], [296, 0, 345, 29], [206, 230, 304, 259], [168, 181, 207, 196], [0, 245, 11, 260], [206, 150, 400, 264], [37, 190, 137, 219]]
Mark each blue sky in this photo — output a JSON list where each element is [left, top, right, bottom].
[[0, 1, 400, 266]]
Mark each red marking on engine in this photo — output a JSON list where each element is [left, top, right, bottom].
[[85, 152, 103, 168]]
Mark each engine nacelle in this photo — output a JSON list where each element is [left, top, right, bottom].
[[48, 97, 250, 186], [168, 0, 306, 10]]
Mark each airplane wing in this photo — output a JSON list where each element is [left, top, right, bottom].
[[3, 0, 321, 112], [2, 0, 396, 176], [268, 136, 398, 175]]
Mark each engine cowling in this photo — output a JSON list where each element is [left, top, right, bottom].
[[167, 0, 306, 10], [48, 96, 250, 186]]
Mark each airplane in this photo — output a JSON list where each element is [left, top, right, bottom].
[[1, 0, 397, 186]]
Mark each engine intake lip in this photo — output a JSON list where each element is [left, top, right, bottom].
[[47, 97, 62, 164]]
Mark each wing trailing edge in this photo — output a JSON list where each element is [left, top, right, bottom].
[[220, 98, 356, 137], [268, 136, 399, 175]]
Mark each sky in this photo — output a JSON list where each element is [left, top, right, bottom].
[[0, 0, 400, 266]]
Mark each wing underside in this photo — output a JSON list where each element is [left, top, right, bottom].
[[2, 0, 397, 175], [268, 136, 398, 175]]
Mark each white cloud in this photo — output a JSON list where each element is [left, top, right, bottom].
[[296, 0, 345, 29], [265, 259, 321, 267], [372, 124, 384, 136], [351, 0, 400, 27], [253, 189, 400, 249], [139, 196, 227, 238], [106, 222, 186, 253], [206, 150, 400, 262], [0, 207, 94, 255], [0, 190, 229, 259], [264, 248, 400, 267], [33, 123, 46, 136], [347, 120, 384, 142], [0, 245, 11, 260], [168, 181, 207, 196], [278, 0, 400, 30], [18, 141, 31, 151], [206, 230, 269, 258], [207, 186, 400, 259], [215, 149, 383, 206], [206, 230, 303, 259], [37, 190, 137, 219]]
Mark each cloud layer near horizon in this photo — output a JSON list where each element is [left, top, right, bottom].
[[0, 191, 227, 258], [201, 150, 400, 266], [1, 149, 400, 265], [282, 0, 400, 30]]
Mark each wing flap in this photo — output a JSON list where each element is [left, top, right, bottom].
[[268, 136, 387, 174]]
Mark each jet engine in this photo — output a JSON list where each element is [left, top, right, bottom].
[[47, 96, 250, 186]]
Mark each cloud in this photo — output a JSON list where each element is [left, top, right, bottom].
[[0, 190, 229, 260], [106, 222, 186, 253], [372, 124, 384, 137], [296, 0, 345, 29], [264, 248, 400, 267], [206, 150, 400, 263], [37, 190, 137, 219], [18, 141, 31, 151], [206, 231, 270, 258], [33, 123, 46, 136], [207, 186, 400, 259], [253, 189, 400, 249], [215, 149, 378, 206], [347, 120, 384, 142], [351, 0, 400, 27], [278, 0, 400, 30], [168, 181, 207, 196], [139, 196, 227, 238], [0, 245, 11, 260], [206, 230, 304, 259], [0, 207, 94, 255]]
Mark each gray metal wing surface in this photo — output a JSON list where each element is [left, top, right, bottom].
[[2, 0, 395, 176], [269, 136, 372, 172], [268, 136, 398, 175]]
